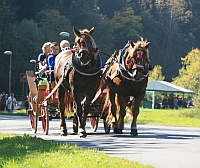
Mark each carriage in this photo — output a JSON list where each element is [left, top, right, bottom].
[[26, 68, 111, 135]]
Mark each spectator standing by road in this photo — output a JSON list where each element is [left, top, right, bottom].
[[6, 93, 17, 113], [24, 95, 29, 114], [0, 93, 6, 111], [174, 97, 179, 109]]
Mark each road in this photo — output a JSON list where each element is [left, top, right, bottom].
[[0, 114, 200, 168]]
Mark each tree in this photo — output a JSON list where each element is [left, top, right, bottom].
[[66, 0, 101, 28], [172, 48, 200, 106], [138, 11, 161, 65], [35, 9, 73, 43], [148, 65, 165, 81], [97, 0, 126, 18], [187, 0, 200, 48], [10, 19, 45, 95], [0, 1, 16, 93], [107, 7, 143, 50]]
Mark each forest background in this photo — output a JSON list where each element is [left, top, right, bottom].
[[0, 0, 200, 104]]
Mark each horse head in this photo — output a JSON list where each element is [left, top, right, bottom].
[[125, 38, 151, 81], [73, 27, 98, 66]]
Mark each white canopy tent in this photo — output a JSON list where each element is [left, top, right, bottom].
[[146, 80, 194, 110]]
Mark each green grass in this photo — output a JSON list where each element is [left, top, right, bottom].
[[2, 107, 200, 128], [0, 133, 153, 168], [136, 107, 200, 127], [0, 109, 27, 116]]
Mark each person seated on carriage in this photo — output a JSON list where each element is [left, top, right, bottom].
[[43, 42, 60, 103], [60, 40, 70, 51], [46, 42, 60, 82], [37, 42, 51, 74]]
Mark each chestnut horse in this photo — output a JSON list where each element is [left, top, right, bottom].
[[104, 38, 151, 136], [50, 27, 102, 137]]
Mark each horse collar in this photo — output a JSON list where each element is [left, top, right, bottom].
[[72, 53, 102, 76]]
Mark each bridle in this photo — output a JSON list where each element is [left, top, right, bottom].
[[73, 33, 98, 66], [124, 46, 151, 81]]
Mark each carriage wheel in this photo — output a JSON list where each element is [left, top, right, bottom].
[[28, 101, 38, 133], [29, 110, 38, 133], [41, 105, 49, 135], [90, 114, 99, 132], [103, 119, 111, 134]]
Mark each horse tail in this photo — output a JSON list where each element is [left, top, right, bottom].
[[64, 91, 73, 118], [45, 75, 64, 100]]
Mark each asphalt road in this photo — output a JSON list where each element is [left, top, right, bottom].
[[0, 114, 200, 168]]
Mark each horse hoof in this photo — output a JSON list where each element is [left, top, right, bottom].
[[130, 129, 138, 136], [72, 131, 78, 135], [114, 128, 123, 134], [60, 129, 67, 136], [79, 131, 87, 138]]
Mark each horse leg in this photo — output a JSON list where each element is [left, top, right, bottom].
[[58, 87, 67, 136], [130, 97, 143, 136], [73, 91, 87, 138], [116, 94, 126, 134], [110, 90, 118, 133], [83, 95, 92, 125]]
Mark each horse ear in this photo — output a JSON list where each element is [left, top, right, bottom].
[[129, 40, 135, 47], [89, 27, 95, 35], [145, 42, 151, 49], [73, 26, 81, 36]]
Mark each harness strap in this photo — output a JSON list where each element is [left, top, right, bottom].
[[91, 69, 119, 104], [72, 53, 102, 76]]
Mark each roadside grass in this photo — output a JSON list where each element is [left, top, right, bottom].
[[135, 107, 200, 128], [0, 109, 27, 116], [0, 133, 153, 168], [2, 107, 200, 128]]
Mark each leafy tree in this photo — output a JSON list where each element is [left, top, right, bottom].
[[138, 11, 161, 65], [92, 16, 116, 62], [34, 9, 73, 43], [187, 0, 200, 48], [0, 1, 16, 93], [107, 7, 143, 50], [149, 65, 165, 81], [97, 0, 126, 18], [10, 19, 45, 95], [66, 0, 101, 28], [172, 48, 200, 106]]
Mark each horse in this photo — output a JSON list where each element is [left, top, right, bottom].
[[49, 27, 102, 137], [103, 38, 152, 136]]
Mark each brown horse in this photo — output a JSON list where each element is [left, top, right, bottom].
[[104, 38, 152, 136], [51, 27, 102, 137]]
